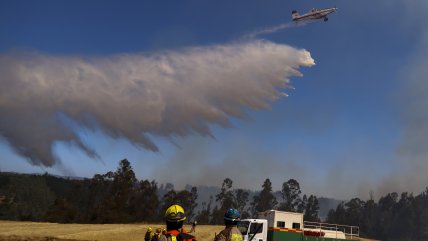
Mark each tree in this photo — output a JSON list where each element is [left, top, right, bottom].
[[112, 159, 138, 200], [84, 159, 138, 223], [344, 198, 364, 226], [175, 188, 198, 221], [376, 192, 398, 239], [234, 189, 250, 218], [303, 195, 320, 222], [106, 159, 138, 222], [211, 178, 236, 224], [326, 202, 346, 225], [195, 196, 213, 224], [390, 192, 415, 240], [360, 198, 378, 238], [210, 205, 220, 225], [0, 175, 55, 221], [216, 178, 236, 208], [279, 179, 302, 212], [187, 187, 198, 221], [413, 188, 428, 240], [160, 189, 177, 219], [297, 194, 307, 213], [45, 198, 78, 223], [85, 173, 113, 222], [252, 179, 277, 214], [132, 180, 159, 222]]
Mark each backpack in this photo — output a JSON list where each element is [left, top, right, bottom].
[[165, 230, 196, 241]]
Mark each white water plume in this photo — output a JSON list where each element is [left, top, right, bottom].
[[0, 40, 314, 166]]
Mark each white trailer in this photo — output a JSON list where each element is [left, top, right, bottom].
[[238, 210, 359, 241]]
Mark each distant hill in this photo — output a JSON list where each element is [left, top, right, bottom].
[[317, 197, 342, 220], [180, 184, 342, 220]]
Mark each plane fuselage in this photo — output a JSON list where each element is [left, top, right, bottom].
[[292, 7, 337, 21]]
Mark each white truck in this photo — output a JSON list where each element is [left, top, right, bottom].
[[237, 210, 359, 241]]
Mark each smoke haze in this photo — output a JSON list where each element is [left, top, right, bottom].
[[393, 30, 428, 196], [0, 40, 314, 167]]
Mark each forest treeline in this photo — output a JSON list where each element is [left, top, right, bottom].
[[1, 159, 428, 241], [0, 159, 318, 224]]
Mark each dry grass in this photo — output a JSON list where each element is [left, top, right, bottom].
[[0, 221, 223, 241], [0, 221, 379, 241]]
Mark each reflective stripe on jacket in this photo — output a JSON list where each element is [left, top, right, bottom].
[[159, 229, 196, 241], [214, 226, 243, 241]]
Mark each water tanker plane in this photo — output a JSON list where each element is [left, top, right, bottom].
[[292, 7, 338, 22]]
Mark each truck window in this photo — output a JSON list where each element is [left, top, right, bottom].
[[249, 223, 263, 234], [292, 223, 301, 229], [237, 221, 250, 235], [277, 221, 285, 228]]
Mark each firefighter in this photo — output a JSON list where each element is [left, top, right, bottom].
[[151, 228, 162, 241], [189, 221, 197, 233], [214, 209, 243, 241], [159, 204, 196, 241], [145, 227, 154, 241]]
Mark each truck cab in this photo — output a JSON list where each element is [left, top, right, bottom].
[[239, 210, 303, 241], [237, 219, 268, 241]]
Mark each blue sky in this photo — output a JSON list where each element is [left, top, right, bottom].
[[1, 0, 427, 199]]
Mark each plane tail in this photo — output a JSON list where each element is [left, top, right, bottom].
[[291, 10, 299, 20]]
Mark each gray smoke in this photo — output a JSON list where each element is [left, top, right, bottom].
[[371, 0, 428, 197], [0, 40, 314, 167], [392, 31, 428, 196]]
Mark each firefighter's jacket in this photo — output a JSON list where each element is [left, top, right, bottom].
[[145, 231, 154, 241], [214, 226, 243, 241]]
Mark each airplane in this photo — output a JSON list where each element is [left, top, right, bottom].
[[291, 7, 338, 22]]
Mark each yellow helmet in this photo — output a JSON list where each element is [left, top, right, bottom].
[[147, 227, 152, 232], [164, 204, 186, 222]]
